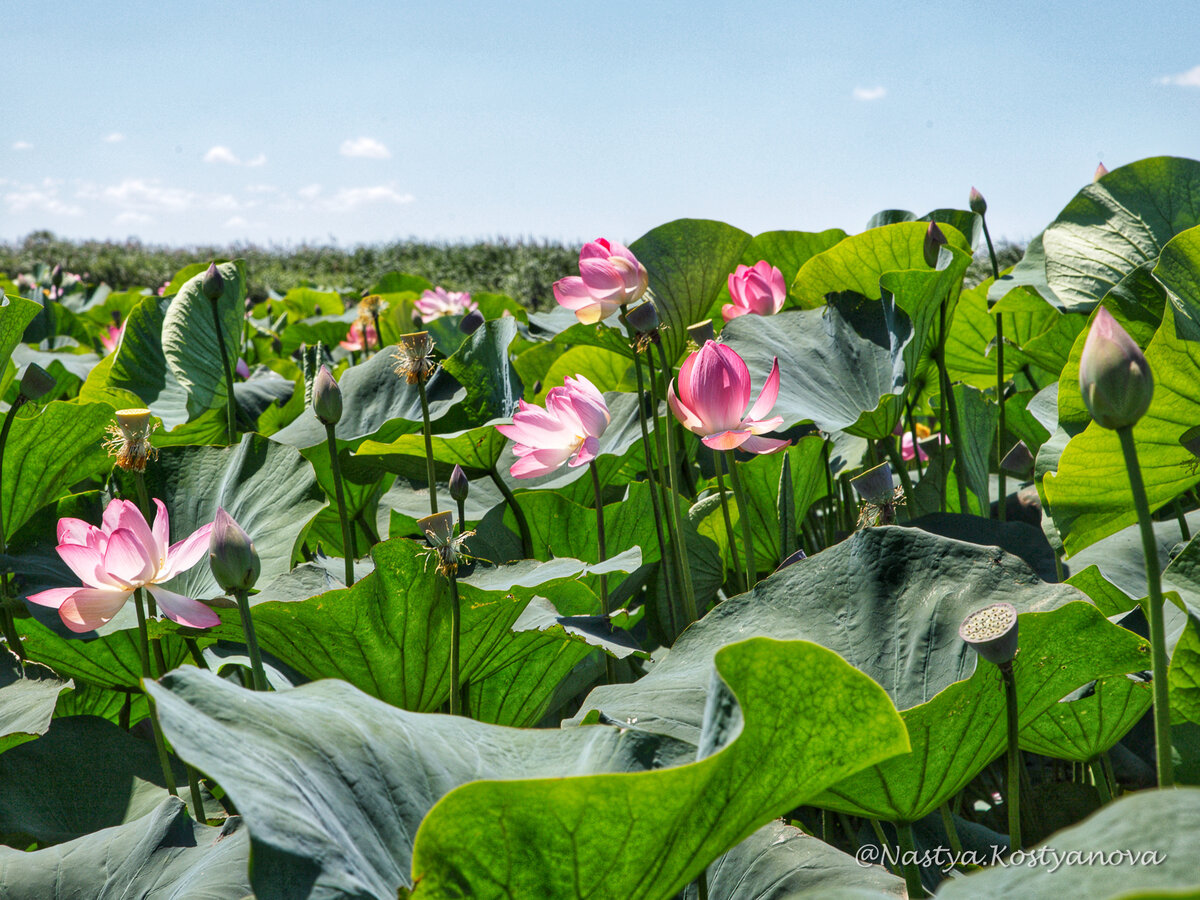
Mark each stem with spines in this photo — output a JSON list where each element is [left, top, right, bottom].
[[417, 379, 439, 515], [590, 460, 616, 685], [725, 450, 758, 589], [324, 422, 356, 586]]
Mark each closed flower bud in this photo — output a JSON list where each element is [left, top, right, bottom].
[[923, 221, 947, 268], [202, 263, 224, 302], [459, 309, 485, 335], [209, 507, 260, 593], [1079, 307, 1153, 430], [449, 464, 469, 503], [1094, 162, 1109, 182], [960, 602, 1018, 666], [312, 365, 343, 425], [19, 363, 56, 402], [50, 264, 64, 288], [969, 187, 987, 215], [626, 300, 660, 333]]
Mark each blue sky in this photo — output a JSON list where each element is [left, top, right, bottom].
[[5, 1, 1200, 249]]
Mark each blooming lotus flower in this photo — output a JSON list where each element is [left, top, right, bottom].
[[898, 422, 949, 462], [415, 287, 477, 323], [723, 261, 786, 322], [553, 238, 648, 324], [99, 323, 123, 355], [668, 341, 788, 454], [340, 321, 378, 352], [27, 499, 219, 633], [496, 375, 610, 478]]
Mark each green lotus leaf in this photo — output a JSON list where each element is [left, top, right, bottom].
[[0, 648, 70, 755]]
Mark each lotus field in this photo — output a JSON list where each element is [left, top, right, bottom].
[[8, 155, 1200, 899]]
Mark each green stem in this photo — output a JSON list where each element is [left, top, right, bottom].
[[822, 438, 837, 546], [187, 767, 207, 823], [838, 813, 860, 851], [134, 589, 177, 797], [455, 498, 466, 536], [1116, 425, 1174, 787], [1090, 757, 1112, 804], [696, 869, 708, 900], [210, 299, 238, 445], [939, 803, 963, 859], [893, 821, 925, 899], [937, 302, 971, 512], [0, 397, 26, 657], [233, 588, 269, 691], [324, 422, 356, 587], [655, 340, 698, 626], [1101, 751, 1119, 800], [590, 461, 616, 686], [868, 819, 892, 869], [725, 451, 757, 589], [1175, 498, 1191, 542], [488, 468, 533, 558], [885, 443, 915, 519], [416, 379, 439, 515], [981, 215, 1006, 521], [1001, 662, 1022, 851], [715, 457, 745, 593], [631, 351, 675, 616], [906, 401, 925, 482], [645, 353, 686, 627], [448, 573, 462, 716]]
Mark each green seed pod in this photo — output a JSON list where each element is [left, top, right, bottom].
[[19, 362, 56, 402], [960, 602, 1019, 666], [626, 300, 660, 334]]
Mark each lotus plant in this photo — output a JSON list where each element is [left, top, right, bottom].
[[339, 321, 378, 353], [553, 238, 648, 324], [669, 341, 787, 590], [416, 287, 477, 323], [723, 261, 786, 322]]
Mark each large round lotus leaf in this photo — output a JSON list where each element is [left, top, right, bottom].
[[408, 639, 908, 900], [1038, 156, 1200, 312], [0, 648, 69, 754], [0, 797, 250, 900], [149, 666, 697, 900], [572, 527, 1150, 821], [935, 787, 1200, 899]]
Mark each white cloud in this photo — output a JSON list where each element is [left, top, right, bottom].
[[77, 178, 242, 215], [12, 141, 33, 151], [245, 153, 267, 167], [114, 211, 153, 225], [297, 183, 323, 200], [204, 145, 241, 165], [1158, 65, 1200, 87], [4, 182, 84, 216], [103, 132, 126, 143], [339, 137, 391, 159], [852, 86, 887, 101], [321, 184, 413, 212]]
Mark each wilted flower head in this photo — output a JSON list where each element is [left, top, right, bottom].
[[723, 261, 786, 323], [496, 375, 610, 478], [668, 341, 788, 454], [27, 498, 219, 632], [686, 320, 715, 350], [340, 321, 378, 352], [105, 408, 158, 472], [357, 293, 385, 318], [415, 287, 477, 323], [1079, 306, 1153, 430], [850, 461, 904, 527], [393, 331, 436, 385], [553, 238, 648, 324]]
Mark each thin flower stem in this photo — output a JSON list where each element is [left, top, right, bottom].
[[1001, 662, 1023, 851], [869, 819, 895, 873], [894, 821, 926, 898], [133, 589, 178, 798], [323, 422, 356, 587], [1090, 757, 1112, 804], [982, 213, 1007, 523], [0, 398, 27, 657], [822, 438, 836, 546], [488, 468, 533, 558], [938, 302, 971, 511], [210, 300, 238, 445], [233, 588, 269, 691], [371, 310, 382, 357], [939, 803, 964, 860], [448, 573, 462, 716], [645, 354, 687, 627], [655, 341, 698, 625], [1116, 425, 1174, 787], [905, 400, 925, 482], [187, 767, 207, 824], [1174, 497, 1190, 542], [590, 461, 617, 686], [416, 379, 439, 515], [631, 351, 675, 617], [714, 458, 745, 593], [725, 451, 757, 589], [838, 813, 860, 851]]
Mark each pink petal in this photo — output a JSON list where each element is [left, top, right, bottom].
[[148, 585, 220, 629], [59, 588, 133, 633], [573, 299, 619, 325], [158, 522, 215, 581], [676, 348, 700, 414], [553, 276, 594, 311], [667, 381, 704, 432], [746, 357, 781, 422], [57, 517, 95, 546], [579, 258, 629, 301], [692, 343, 749, 432], [745, 414, 785, 434], [510, 446, 575, 478], [57, 542, 118, 589], [570, 435, 599, 467], [151, 499, 170, 565], [739, 435, 791, 455], [101, 499, 134, 535], [721, 303, 748, 324], [579, 239, 614, 262], [701, 430, 752, 451], [26, 587, 82, 610], [103, 529, 155, 586]]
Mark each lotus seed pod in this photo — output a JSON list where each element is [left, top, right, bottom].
[[417, 511, 455, 546], [687, 320, 715, 346], [1094, 162, 1109, 182], [449, 464, 469, 503], [394, 331, 436, 385], [202, 263, 224, 302], [626, 300, 660, 334], [459, 309, 485, 335], [312, 365, 343, 425], [50, 264, 64, 288], [850, 461, 895, 506], [19, 363, 55, 402], [968, 187, 987, 215], [209, 507, 260, 593], [1079, 307, 1153, 430], [106, 408, 157, 471], [960, 602, 1019, 666], [1000, 440, 1035, 476], [923, 221, 947, 268]]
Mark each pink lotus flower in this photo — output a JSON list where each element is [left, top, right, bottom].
[[668, 341, 788, 454], [235, 358, 251, 379], [27, 499, 219, 633], [100, 323, 123, 355], [496, 375, 610, 478], [901, 430, 949, 462], [339, 321, 378, 352], [415, 287, 477, 323], [553, 238, 648, 325], [723, 261, 786, 323]]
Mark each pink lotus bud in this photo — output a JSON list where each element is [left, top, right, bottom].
[[723, 261, 786, 322], [969, 187, 987, 215], [209, 507, 260, 593], [553, 238, 648, 324], [202, 263, 224, 302], [1079, 307, 1153, 430], [449, 464, 470, 503], [1094, 162, 1109, 182], [312, 365, 343, 425], [923, 221, 947, 268]]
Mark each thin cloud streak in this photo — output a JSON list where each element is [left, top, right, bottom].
[[1158, 65, 1200, 88], [339, 137, 391, 159], [852, 86, 887, 101]]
